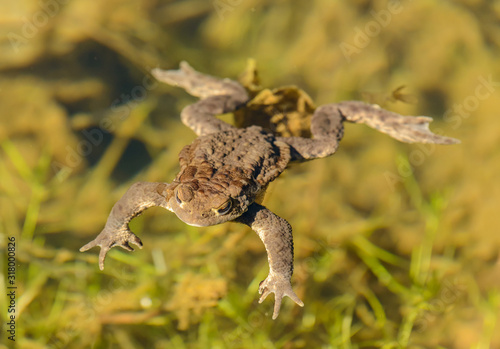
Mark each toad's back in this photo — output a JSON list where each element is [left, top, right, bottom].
[[175, 126, 291, 190]]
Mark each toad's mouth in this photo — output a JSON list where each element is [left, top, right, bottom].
[[169, 201, 212, 227]]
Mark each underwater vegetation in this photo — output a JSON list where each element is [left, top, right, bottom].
[[1, 0, 500, 348]]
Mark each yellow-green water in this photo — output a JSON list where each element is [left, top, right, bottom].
[[1, 0, 500, 348]]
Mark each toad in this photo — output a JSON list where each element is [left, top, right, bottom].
[[80, 62, 459, 319]]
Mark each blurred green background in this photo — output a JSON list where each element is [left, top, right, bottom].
[[1, 0, 499, 348]]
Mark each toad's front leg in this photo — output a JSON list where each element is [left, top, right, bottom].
[[235, 203, 304, 319], [80, 182, 172, 270]]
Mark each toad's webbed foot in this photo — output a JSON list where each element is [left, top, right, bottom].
[[152, 61, 247, 100], [80, 182, 171, 270], [235, 203, 304, 319], [259, 272, 304, 320], [281, 101, 460, 161], [152, 62, 249, 136], [334, 101, 460, 144]]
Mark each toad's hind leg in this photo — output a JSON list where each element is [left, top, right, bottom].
[[334, 101, 460, 144], [152, 62, 249, 136], [281, 101, 460, 161]]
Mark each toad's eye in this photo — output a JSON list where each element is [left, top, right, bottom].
[[175, 191, 182, 204], [215, 199, 232, 215]]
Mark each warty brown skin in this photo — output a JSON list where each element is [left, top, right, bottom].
[[80, 61, 459, 320]]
